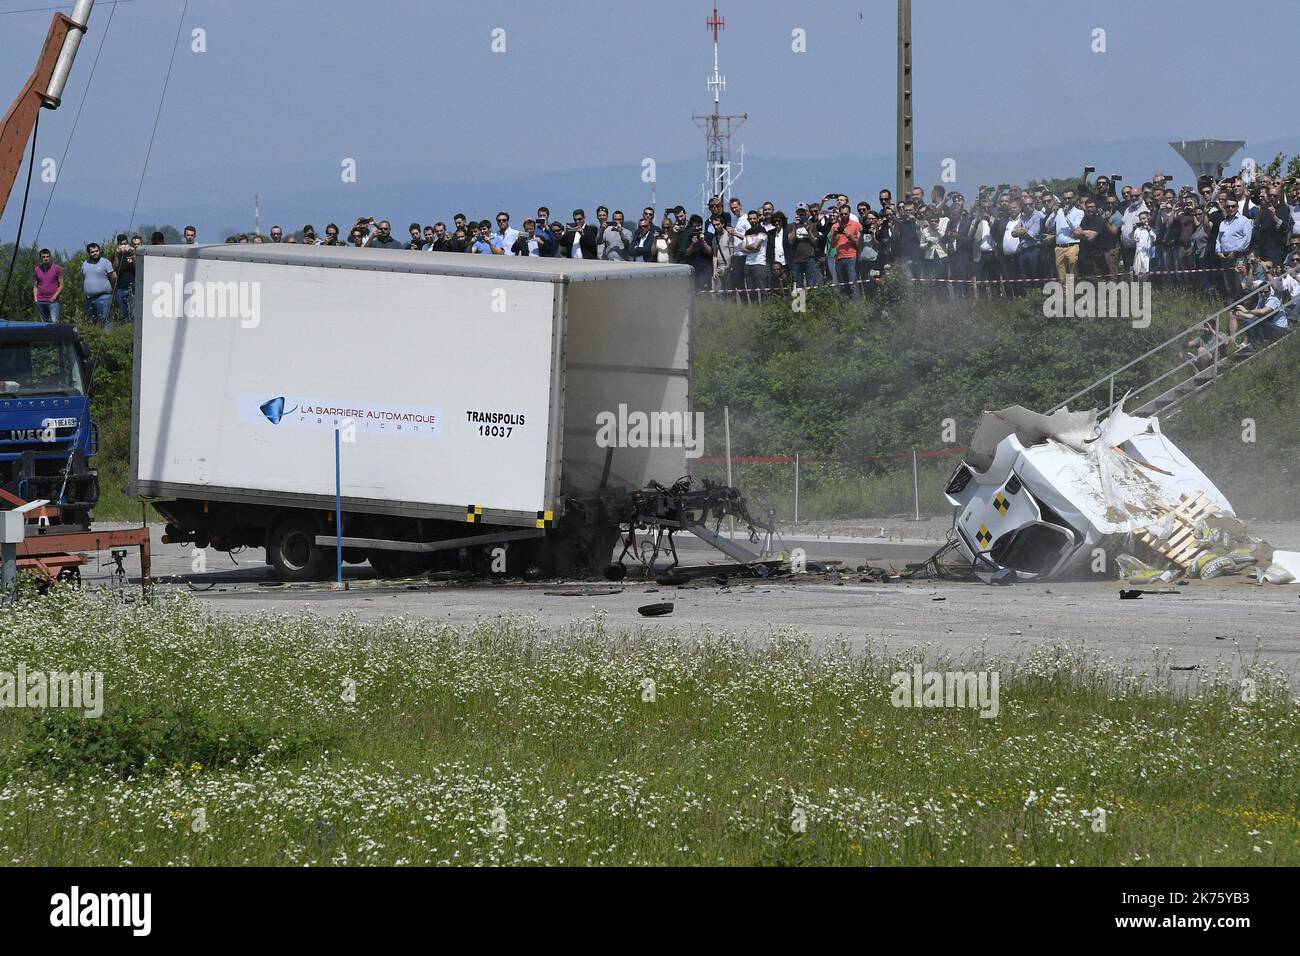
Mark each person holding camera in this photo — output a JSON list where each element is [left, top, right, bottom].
[[631, 215, 658, 263], [510, 219, 541, 256], [829, 205, 863, 299], [110, 234, 136, 320], [602, 210, 633, 261], [969, 202, 999, 286], [1250, 183, 1290, 266], [559, 209, 599, 259], [678, 214, 713, 290], [786, 204, 820, 290]]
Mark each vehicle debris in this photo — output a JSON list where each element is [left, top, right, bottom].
[[934, 402, 1299, 586], [1119, 588, 1180, 600], [637, 602, 674, 617], [543, 587, 624, 597]]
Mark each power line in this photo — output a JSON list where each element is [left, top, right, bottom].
[[0, 111, 39, 312], [126, 0, 187, 233], [0, 0, 141, 17]]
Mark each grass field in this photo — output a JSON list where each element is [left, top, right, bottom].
[[0, 589, 1296, 866]]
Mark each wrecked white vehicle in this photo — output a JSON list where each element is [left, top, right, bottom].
[[939, 404, 1234, 581]]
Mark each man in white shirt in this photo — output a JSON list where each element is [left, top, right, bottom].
[[742, 210, 768, 303], [490, 212, 520, 255], [1119, 187, 1148, 268]]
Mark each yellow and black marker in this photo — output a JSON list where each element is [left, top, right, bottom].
[[536, 510, 554, 529], [976, 525, 992, 549], [993, 492, 1010, 516], [466, 504, 483, 523]]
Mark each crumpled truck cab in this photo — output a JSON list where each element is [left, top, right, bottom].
[[943, 404, 1232, 580]]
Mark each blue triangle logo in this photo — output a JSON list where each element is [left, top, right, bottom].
[[259, 396, 297, 424]]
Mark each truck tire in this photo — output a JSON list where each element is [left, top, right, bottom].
[[268, 515, 325, 582]]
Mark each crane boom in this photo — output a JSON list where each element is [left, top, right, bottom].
[[0, 0, 95, 223]]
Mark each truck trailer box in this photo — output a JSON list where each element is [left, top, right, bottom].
[[129, 244, 695, 530]]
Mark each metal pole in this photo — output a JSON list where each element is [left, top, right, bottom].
[[1212, 314, 1220, 380], [1108, 375, 1114, 412], [44, 0, 95, 107], [2, 543, 15, 600], [912, 449, 920, 521], [794, 452, 800, 524], [724, 406, 735, 538], [334, 428, 343, 587], [896, 0, 913, 201]]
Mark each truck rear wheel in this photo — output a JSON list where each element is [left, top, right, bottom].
[[268, 515, 325, 582]]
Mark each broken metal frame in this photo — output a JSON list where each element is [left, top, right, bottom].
[[927, 526, 997, 581], [613, 476, 774, 575]]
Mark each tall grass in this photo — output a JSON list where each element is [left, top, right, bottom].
[[0, 590, 1294, 866]]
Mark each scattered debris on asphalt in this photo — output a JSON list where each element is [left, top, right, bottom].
[[1119, 588, 1181, 600], [543, 587, 624, 597]]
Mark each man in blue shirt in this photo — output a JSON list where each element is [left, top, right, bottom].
[[1215, 200, 1253, 257], [1215, 199, 1253, 295], [470, 222, 494, 255], [1045, 191, 1084, 282]]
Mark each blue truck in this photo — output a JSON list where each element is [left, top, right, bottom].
[[0, 321, 98, 529]]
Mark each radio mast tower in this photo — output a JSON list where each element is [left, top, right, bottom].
[[693, 6, 746, 212]]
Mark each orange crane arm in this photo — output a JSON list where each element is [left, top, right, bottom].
[[0, 0, 94, 223]]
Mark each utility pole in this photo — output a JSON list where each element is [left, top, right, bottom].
[[896, 0, 913, 201]]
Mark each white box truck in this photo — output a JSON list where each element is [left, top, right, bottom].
[[129, 243, 765, 580]]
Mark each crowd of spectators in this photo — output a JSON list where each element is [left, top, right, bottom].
[[32, 165, 1300, 343]]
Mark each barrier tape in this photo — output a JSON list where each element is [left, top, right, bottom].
[[700, 263, 1258, 296], [696, 447, 968, 465]]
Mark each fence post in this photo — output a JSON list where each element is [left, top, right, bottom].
[[912, 449, 920, 521], [1212, 314, 1220, 380], [724, 406, 734, 538], [794, 452, 800, 525]]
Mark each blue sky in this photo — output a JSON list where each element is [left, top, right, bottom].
[[2, 0, 1297, 249]]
